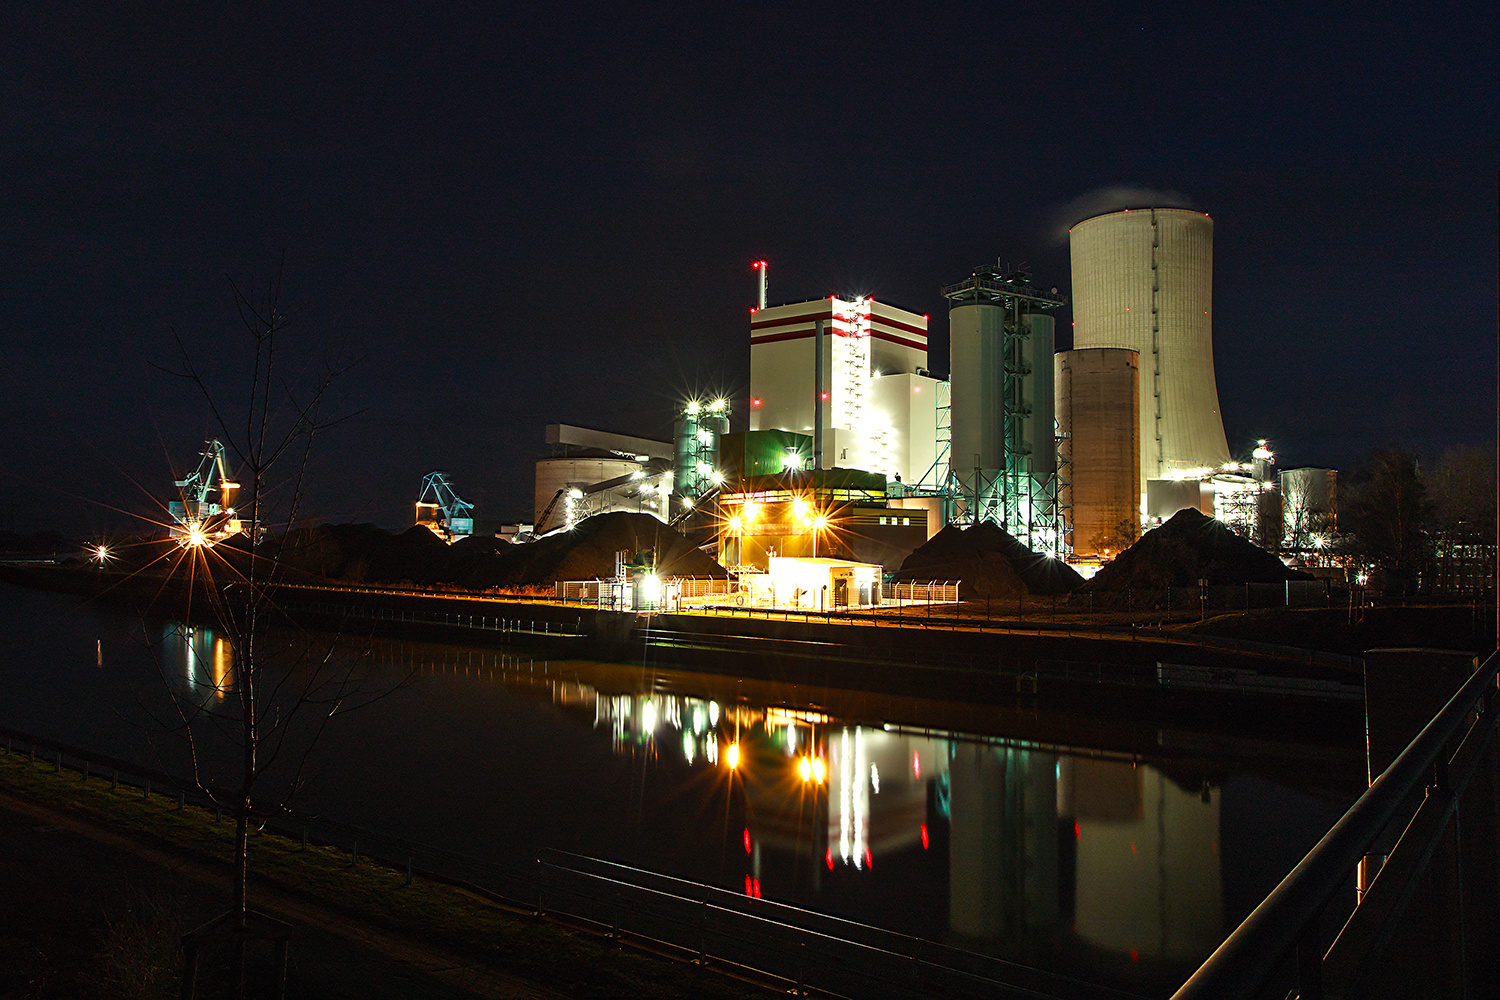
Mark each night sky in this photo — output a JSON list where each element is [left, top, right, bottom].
[[3, 4, 1496, 535]]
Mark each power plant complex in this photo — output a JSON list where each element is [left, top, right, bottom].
[[508, 203, 1311, 590], [152, 201, 1348, 595]]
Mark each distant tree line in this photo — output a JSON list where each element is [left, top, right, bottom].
[[1337, 444, 1496, 596]]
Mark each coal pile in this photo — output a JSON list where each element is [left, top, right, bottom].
[[1083, 507, 1311, 591], [272, 512, 724, 589], [274, 523, 451, 584], [893, 522, 1083, 598], [454, 511, 725, 587]]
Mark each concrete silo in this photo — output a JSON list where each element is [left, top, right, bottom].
[[944, 266, 1064, 553], [1055, 348, 1140, 558], [673, 398, 730, 499], [1069, 208, 1230, 501]]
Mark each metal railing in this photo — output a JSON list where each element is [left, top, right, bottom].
[[532, 850, 1141, 1000], [885, 581, 961, 603], [279, 597, 584, 639], [1172, 648, 1500, 1000]]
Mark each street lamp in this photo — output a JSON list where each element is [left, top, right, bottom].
[[812, 513, 828, 559]]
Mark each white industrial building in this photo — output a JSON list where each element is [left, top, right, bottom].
[[749, 295, 941, 486], [533, 424, 674, 533], [1069, 208, 1231, 511]]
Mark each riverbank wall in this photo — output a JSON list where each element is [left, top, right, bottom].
[[1, 565, 1365, 735]]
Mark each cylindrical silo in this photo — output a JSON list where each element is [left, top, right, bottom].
[[673, 402, 729, 499], [1069, 208, 1230, 500], [1055, 348, 1140, 558], [1024, 313, 1057, 485], [948, 300, 1006, 490], [1278, 467, 1338, 547], [534, 456, 642, 532]]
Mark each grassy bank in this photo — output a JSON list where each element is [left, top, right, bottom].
[[0, 751, 766, 999]]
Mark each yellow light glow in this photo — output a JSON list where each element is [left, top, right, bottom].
[[187, 526, 208, 548], [812, 756, 825, 784], [212, 637, 232, 700], [799, 756, 812, 782], [743, 500, 758, 521], [812, 514, 828, 530], [726, 742, 740, 770], [727, 515, 743, 532], [792, 498, 810, 520]]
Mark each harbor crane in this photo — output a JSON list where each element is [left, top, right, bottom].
[[415, 472, 475, 541], [168, 439, 242, 546]]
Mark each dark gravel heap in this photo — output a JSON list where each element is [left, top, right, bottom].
[[1083, 507, 1311, 591], [893, 521, 1083, 598], [272, 512, 724, 588]]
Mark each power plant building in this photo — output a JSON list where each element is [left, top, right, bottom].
[[1069, 208, 1230, 507], [749, 296, 941, 485], [1055, 348, 1140, 558]]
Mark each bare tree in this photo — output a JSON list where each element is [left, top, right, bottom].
[[1281, 475, 1334, 553], [1427, 445, 1496, 594], [1429, 445, 1496, 540], [1339, 447, 1430, 594], [157, 273, 366, 989]]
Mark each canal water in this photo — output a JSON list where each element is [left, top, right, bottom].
[[0, 585, 1362, 994]]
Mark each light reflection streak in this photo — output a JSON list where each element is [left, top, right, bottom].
[[350, 641, 1228, 962]]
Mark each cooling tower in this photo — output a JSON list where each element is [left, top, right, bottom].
[[1069, 208, 1230, 498], [1056, 348, 1140, 557]]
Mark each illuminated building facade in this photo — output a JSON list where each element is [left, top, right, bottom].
[[1069, 208, 1231, 507], [673, 398, 730, 500], [749, 296, 942, 486], [715, 468, 926, 577]]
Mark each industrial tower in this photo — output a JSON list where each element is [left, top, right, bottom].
[[1069, 208, 1230, 506], [943, 266, 1066, 555]]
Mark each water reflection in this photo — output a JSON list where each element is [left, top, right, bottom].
[[368, 643, 1228, 969], [161, 622, 234, 701]]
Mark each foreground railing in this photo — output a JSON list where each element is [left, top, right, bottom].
[[1173, 648, 1500, 1000]]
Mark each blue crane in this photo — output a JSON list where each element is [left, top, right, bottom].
[[415, 472, 474, 540], [168, 440, 242, 545]]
